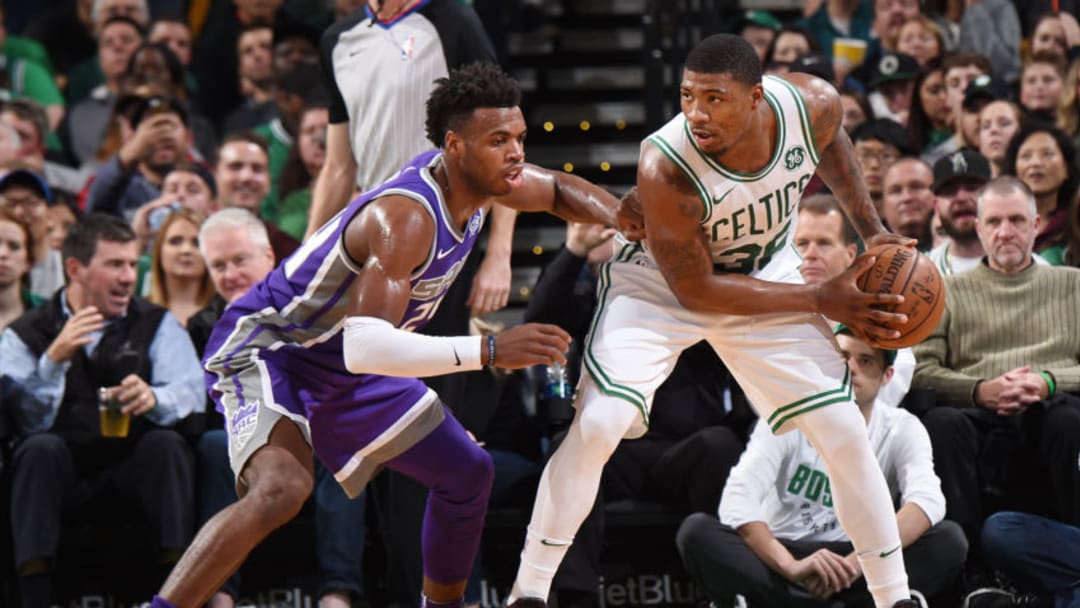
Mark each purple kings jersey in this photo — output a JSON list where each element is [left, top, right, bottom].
[[204, 149, 485, 424]]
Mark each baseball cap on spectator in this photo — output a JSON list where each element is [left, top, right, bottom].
[[931, 149, 992, 194], [867, 52, 920, 89], [790, 53, 836, 84], [130, 94, 189, 128], [962, 74, 1012, 111], [739, 10, 781, 32], [0, 168, 53, 205]]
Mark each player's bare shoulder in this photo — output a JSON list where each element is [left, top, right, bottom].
[[342, 194, 436, 272], [639, 139, 700, 201], [777, 72, 843, 151]]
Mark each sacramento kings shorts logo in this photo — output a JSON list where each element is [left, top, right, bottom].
[[230, 400, 260, 450], [785, 146, 805, 170]]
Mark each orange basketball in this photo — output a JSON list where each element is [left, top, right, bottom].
[[855, 244, 946, 349]]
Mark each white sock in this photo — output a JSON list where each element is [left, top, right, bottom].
[[795, 404, 910, 608], [858, 545, 910, 608], [508, 527, 575, 601], [509, 385, 639, 602]]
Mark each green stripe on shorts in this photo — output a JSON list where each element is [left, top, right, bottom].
[[583, 259, 650, 428], [767, 366, 852, 432]]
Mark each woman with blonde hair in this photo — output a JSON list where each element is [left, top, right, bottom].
[[897, 15, 945, 67], [147, 207, 214, 326]]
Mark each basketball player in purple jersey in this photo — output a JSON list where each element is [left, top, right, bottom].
[[150, 63, 621, 608]]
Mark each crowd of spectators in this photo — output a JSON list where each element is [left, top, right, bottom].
[[0, 0, 1077, 607]]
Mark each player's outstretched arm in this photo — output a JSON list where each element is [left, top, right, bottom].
[[339, 197, 571, 377], [494, 164, 620, 226]]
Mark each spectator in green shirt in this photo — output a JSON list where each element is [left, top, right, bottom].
[[0, 5, 65, 132], [275, 101, 328, 240]]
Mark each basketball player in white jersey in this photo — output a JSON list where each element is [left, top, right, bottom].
[[506, 34, 920, 608]]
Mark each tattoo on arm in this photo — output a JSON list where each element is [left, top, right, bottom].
[[652, 189, 712, 280], [652, 232, 712, 280]]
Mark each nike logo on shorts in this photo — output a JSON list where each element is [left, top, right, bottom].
[[540, 538, 569, 547]]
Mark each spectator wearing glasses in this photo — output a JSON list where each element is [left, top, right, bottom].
[[850, 118, 912, 213]]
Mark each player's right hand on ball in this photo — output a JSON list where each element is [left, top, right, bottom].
[[491, 323, 572, 369], [816, 255, 907, 343]]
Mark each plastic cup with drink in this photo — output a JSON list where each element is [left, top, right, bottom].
[[833, 37, 868, 79], [98, 386, 131, 438]]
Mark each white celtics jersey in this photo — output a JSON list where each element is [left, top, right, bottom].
[[645, 75, 819, 282]]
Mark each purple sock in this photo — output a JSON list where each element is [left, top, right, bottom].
[[420, 595, 464, 608], [151, 596, 178, 608], [385, 409, 493, 584]]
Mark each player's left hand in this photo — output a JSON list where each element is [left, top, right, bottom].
[[491, 323, 572, 369], [114, 373, 157, 416], [468, 248, 512, 317]]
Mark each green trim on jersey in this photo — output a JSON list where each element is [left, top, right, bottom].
[[684, 89, 785, 182], [767, 366, 852, 432], [583, 242, 651, 427], [768, 76, 820, 165], [646, 135, 713, 222]]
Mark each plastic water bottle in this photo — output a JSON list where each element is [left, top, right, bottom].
[[540, 362, 574, 433], [543, 362, 572, 399]]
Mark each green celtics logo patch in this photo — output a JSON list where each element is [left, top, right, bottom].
[[785, 146, 805, 170]]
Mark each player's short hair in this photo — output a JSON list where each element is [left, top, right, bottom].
[[425, 62, 522, 148], [684, 34, 762, 87], [62, 213, 135, 268], [798, 194, 859, 245], [199, 208, 271, 259]]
